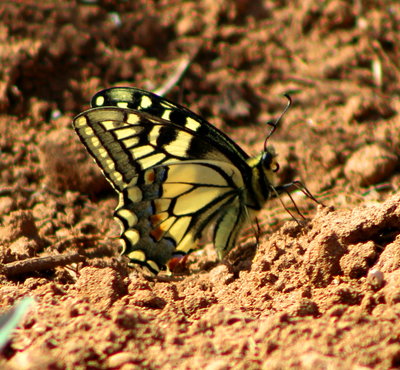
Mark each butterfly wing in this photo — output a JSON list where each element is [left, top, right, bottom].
[[91, 87, 252, 164], [73, 88, 271, 273]]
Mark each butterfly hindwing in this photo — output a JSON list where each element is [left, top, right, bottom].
[[114, 160, 245, 272]]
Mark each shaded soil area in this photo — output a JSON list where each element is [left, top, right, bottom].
[[1, 0, 400, 368]]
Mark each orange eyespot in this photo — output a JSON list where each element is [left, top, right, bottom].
[[272, 162, 280, 172]]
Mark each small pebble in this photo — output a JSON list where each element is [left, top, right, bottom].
[[344, 144, 397, 186], [107, 352, 137, 368], [367, 269, 385, 290]]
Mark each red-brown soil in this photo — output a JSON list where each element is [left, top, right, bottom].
[[1, 1, 400, 369]]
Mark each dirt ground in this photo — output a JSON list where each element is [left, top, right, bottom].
[[1, 0, 400, 369]]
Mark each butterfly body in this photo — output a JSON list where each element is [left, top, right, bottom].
[[73, 87, 279, 274]]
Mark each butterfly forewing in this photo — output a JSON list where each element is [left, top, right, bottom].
[[73, 87, 276, 273], [91, 88, 252, 171]]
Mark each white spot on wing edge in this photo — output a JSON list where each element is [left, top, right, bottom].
[[116, 209, 138, 228], [117, 102, 129, 108], [74, 115, 88, 128], [124, 229, 140, 245], [95, 95, 105, 106], [126, 186, 142, 202], [147, 260, 160, 273], [127, 249, 146, 262], [185, 117, 201, 132], [140, 95, 152, 109], [82, 126, 94, 136], [88, 136, 101, 148]]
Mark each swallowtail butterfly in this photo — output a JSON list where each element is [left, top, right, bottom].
[[73, 87, 296, 274]]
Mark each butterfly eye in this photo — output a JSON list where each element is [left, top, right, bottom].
[[272, 162, 280, 172]]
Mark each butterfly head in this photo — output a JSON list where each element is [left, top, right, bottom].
[[258, 146, 279, 185], [246, 146, 279, 189], [260, 149, 280, 174]]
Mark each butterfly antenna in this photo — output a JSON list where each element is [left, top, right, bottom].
[[264, 94, 292, 152]]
